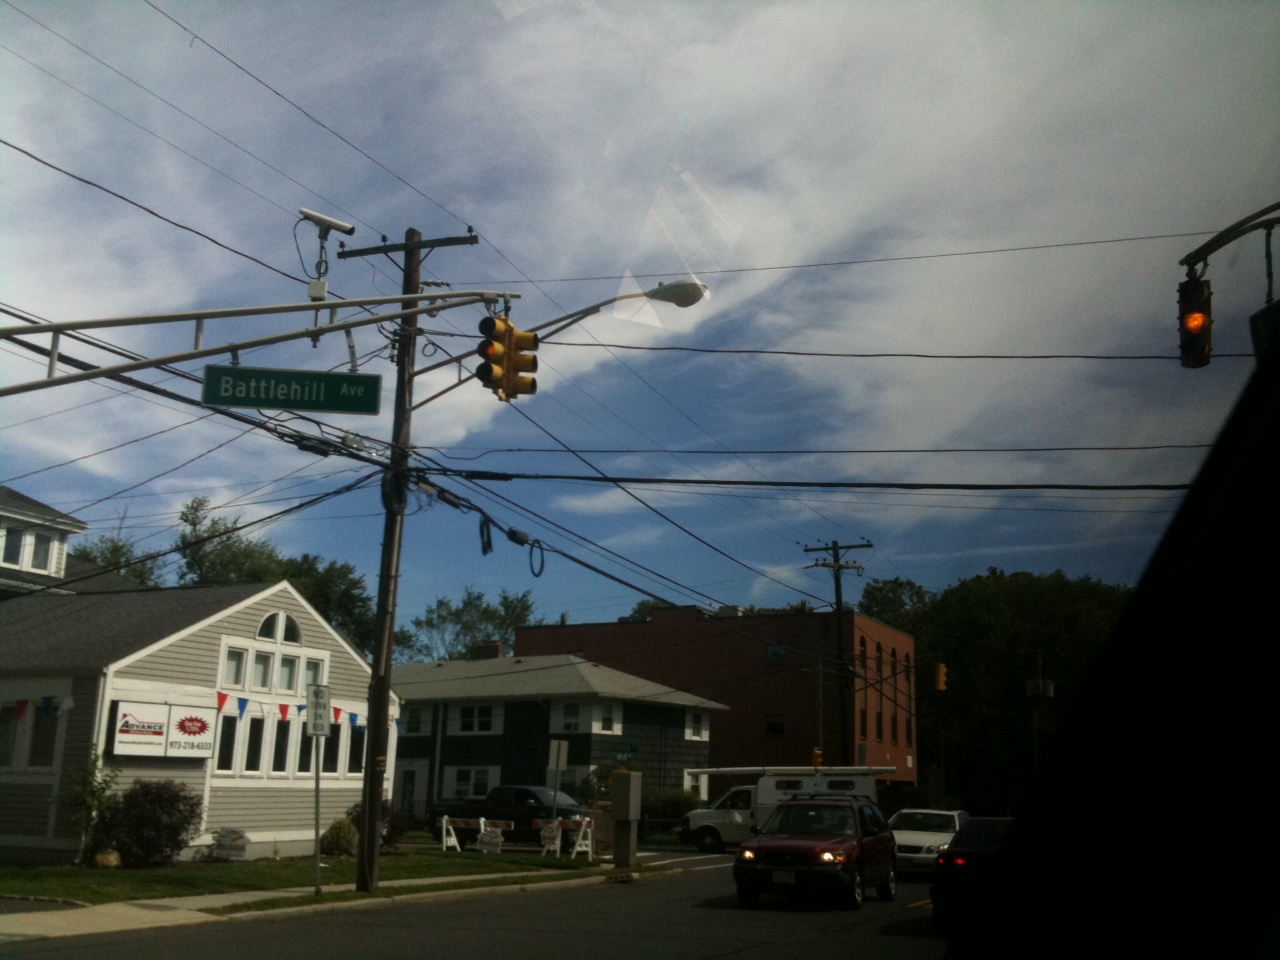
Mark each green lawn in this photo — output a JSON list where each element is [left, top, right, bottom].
[[0, 845, 601, 905]]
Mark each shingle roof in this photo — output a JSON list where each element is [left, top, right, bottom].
[[392, 655, 727, 710], [0, 486, 87, 532], [0, 583, 271, 674]]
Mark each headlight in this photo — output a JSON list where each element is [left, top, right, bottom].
[[739, 849, 755, 860], [819, 851, 847, 863], [923, 845, 937, 855]]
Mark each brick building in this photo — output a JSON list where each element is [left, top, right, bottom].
[[515, 606, 917, 787]]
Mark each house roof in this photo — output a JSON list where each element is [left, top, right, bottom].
[[0, 555, 146, 598], [0, 486, 87, 532], [392, 655, 728, 711], [0, 583, 271, 674]]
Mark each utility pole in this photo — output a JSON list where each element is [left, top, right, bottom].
[[338, 229, 478, 893], [803, 540, 872, 765]]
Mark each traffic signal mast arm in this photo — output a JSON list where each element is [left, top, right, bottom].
[[1176, 200, 1279, 368]]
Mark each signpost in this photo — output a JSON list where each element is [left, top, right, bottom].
[[202, 365, 382, 415], [307, 684, 330, 895]]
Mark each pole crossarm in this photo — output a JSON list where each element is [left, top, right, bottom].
[[0, 293, 520, 399]]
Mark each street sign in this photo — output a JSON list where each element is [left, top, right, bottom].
[[548, 739, 569, 772], [307, 684, 331, 736], [202, 364, 382, 415]]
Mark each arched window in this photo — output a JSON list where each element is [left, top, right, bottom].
[[257, 612, 301, 643]]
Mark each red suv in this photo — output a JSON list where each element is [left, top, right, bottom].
[[732, 796, 897, 909]]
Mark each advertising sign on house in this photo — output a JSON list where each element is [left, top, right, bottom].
[[113, 702, 218, 758]]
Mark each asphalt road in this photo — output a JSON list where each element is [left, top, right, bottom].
[[2, 857, 948, 960]]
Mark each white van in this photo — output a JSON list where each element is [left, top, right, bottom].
[[678, 766, 894, 853]]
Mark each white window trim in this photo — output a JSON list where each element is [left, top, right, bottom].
[[592, 702, 623, 736], [448, 703, 503, 736], [683, 770, 710, 800], [213, 706, 363, 782], [0, 525, 67, 577], [684, 709, 709, 742], [401, 704, 432, 736], [219, 636, 329, 698], [443, 764, 500, 799]]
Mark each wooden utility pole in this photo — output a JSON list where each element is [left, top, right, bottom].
[[804, 540, 872, 765], [339, 229, 478, 893]]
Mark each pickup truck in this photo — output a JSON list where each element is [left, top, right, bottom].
[[427, 785, 589, 847]]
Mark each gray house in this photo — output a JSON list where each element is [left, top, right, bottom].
[[0, 578, 396, 864], [392, 652, 726, 819]]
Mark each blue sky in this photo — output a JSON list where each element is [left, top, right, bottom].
[[2, 1, 1277, 631]]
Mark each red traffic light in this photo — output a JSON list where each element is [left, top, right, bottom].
[[1178, 275, 1213, 369]]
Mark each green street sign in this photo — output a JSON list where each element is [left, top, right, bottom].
[[202, 365, 382, 415]]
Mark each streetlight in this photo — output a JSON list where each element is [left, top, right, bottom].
[[410, 276, 710, 409]]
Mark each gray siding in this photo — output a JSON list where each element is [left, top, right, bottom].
[[49, 674, 102, 839], [205, 786, 362, 831], [0, 783, 52, 835], [109, 757, 208, 794], [115, 586, 371, 701]]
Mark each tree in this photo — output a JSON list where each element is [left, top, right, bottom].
[[914, 568, 1132, 813], [279, 553, 377, 654], [856, 577, 935, 635], [170, 499, 391, 658], [406, 587, 543, 661], [174, 497, 284, 586], [70, 535, 162, 587]]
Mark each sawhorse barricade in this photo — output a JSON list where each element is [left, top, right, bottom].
[[534, 817, 593, 860], [436, 815, 514, 853]]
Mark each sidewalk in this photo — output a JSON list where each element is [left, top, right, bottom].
[[0, 870, 585, 941]]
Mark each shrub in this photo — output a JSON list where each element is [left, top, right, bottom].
[[321, 817, 358, 856], [345, 799, 415, 849], [70, 753, 120, 864], [99, 779, 204, 868]]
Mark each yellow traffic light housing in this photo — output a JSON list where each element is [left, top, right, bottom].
[[503, 323, 539, 400], [476, 314, 538, 401], [476, 314, 508, 396], [811, 747, 823, 767], [935, 663, 948, 691], [1178, 274, 1213, 369]]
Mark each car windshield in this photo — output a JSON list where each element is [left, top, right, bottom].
[[529, 788, 580, 807], [949, 818, 1013, 851], [891, 812, 956, 833], [763, 803, 855, 836]]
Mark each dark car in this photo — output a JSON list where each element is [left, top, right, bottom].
[[929, 816, 1014, 932], [732, 795, 897, 909]]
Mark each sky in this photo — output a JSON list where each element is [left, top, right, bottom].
[[2, 1, 1277, 635]]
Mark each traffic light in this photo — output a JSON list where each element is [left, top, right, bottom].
[[476, 314, 507, 397], [935, 663, 948, 691], [476, 314, 539, 401], [502, 321, 539, 400], [811, 747, 823, 767], [1178, 274, 1213, 368]]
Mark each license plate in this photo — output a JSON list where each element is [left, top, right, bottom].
[[772, 870, 796, 884]]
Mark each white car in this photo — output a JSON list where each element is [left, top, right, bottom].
[[889, 809, 968, 873]]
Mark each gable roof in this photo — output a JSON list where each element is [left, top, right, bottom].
[[0, 583, 270, 674], [392, 655, 727, 710], [0, 486, 87, 533]]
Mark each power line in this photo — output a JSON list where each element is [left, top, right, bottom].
[[425, 442, 1213, 459], [427, 467, 1193, 493], [459, 230, 1220, 285], [0, 138, 307, 283], [0, 0, 372, 232], [538, 341, 1254, 361]]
